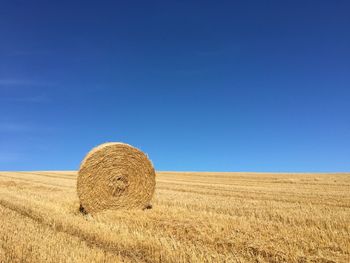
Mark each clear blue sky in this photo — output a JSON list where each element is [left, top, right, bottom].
[[1, 1, 349, 172]]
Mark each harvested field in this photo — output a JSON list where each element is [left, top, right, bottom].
[[0, 171, 349, 262]]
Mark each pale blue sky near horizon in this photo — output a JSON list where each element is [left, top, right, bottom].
[[0, 1, 349, 172]]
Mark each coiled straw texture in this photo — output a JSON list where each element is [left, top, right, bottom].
[[77, 142, 156, 214]]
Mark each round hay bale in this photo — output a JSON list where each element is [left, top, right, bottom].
[[77, 142, 156, 214]]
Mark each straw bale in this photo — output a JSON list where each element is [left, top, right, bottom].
[[77, 142, 156, 213]]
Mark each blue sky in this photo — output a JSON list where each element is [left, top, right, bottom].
[[0, 1, 349, 172]]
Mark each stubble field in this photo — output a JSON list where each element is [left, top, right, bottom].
[[0, 171, 349, 262]]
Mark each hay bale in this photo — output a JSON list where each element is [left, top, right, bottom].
[[77, 142, 156, 214]]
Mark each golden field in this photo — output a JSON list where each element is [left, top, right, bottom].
[[0, 171, 349, 263]]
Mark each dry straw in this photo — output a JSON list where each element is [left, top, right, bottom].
[[77, 142, 156, 214]]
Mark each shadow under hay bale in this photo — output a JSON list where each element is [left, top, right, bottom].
[[143, 204, 153, 210], [79, 204, 88, 215]]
